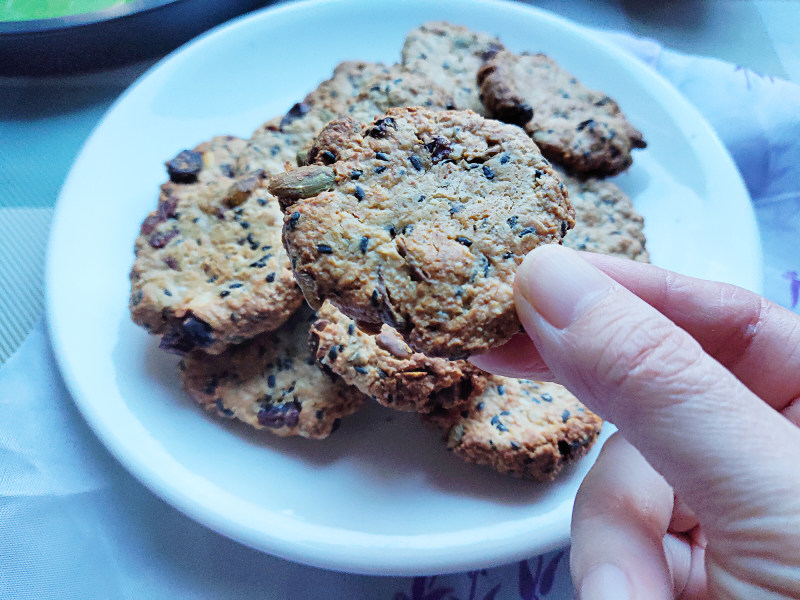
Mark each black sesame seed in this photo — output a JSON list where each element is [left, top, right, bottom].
[[350, 169, 363, 180], [409, 155, 423, 171], [375, 151, 390, 161], [561, 221, 568, 237], [317, 244, 334, 254], [348, 323, 355, 336], [510, 441, 520, 449], [354, 365, 368, 375], [497, 384, 505, 395], [320, 150, 336, 164], [476, 402, 485, 411], [502, 252, 514, 259], [219, 291, 230, 298], [370, 290, 380, 306], [328, 347, 338, 361], [576, 118, 594, 131], [353, 185, 365, 201], [229, 283, 243, 289], [267, 374, 276, 388], [507, 216, 518, 228], [562, 409, 571, 422], [417, 195, 426, 202], [541, 393, 553, 402], [455, 236, 473, 247], [359, 236, 369, 253], [518, 227, 537, 237], [482, 165, 495, 180], [500, 154, 510, 164], [374, 166, 387, 174], [163, 289, 172, 296], [534, 169, 544, 179], [289, 211, 300, 229], [216, 398, 234, 417], [266, 272, 276, 283]]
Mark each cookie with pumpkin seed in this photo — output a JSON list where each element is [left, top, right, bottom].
[[425, 376, 602, 481], [310, 301, 488, 413], [401, 21, 504, 114], [477, 50, 646, 176], [560, 171, 648, 261], [129, 136, 303, 355], [274, 107, 574, 359], [180, 306, 366, 439]]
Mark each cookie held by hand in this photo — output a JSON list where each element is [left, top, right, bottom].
[[273, 107, 574, 359]]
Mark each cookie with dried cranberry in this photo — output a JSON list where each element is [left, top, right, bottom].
[[270, 107, 573, 358], [129, 136, 303, 355], [401, 21, 504, 114], [274, 107, 573, 359], [310, 301, 488, 413], [477, 51, 646, 176], [180, 306, 366, 439], [560, 171, 649, 261], [425, 376, 603, 481], [270, 108, 573, 358]]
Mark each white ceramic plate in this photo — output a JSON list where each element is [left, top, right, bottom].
[[46, 0, 761, 576]]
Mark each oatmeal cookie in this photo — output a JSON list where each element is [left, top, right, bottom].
[[129, 136, 303, 355], [477, 50, 646, 176], [426, 376, 603, 481], [239, 63, 455, 176], [561, 171, 648, 261], [180, 306, 366, 439], [310, 301, 488, 413], [401, 21, 504, 114], [275, 107, 573, 359], [236, 105, 336, 177]]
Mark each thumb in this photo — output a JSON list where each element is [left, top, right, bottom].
[[515, 246, 800, 565]]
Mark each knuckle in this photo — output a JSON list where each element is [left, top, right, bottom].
[[591, 312, 705, 393]]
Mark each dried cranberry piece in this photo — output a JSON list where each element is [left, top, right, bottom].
[[166, 150, 203, 183]]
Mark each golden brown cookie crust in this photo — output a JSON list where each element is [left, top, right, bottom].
[[560, 171, 649, 262], [279, 107, 573, 359], [310, 302, 488, 413], [180, 307, 366, 439], [129, 136, 303, 355], [426, 376, 603, 481], [401, 21, 504, 114], [477, 51, 646, 176]]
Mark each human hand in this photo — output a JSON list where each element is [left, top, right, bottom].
[[472, 245, 800, 599]]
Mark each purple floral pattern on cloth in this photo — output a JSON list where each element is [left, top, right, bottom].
[[391, 551, 567, 600]]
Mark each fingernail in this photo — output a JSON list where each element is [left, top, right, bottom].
[[579, 563, 631, 600], [515, 245, 612, 329]]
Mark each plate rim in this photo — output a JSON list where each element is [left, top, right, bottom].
[[45, 0, 761, 576]]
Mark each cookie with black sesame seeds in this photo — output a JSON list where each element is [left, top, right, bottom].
[[310, 301, 489, 413], [179, 306, 366, 439], [560, 171, 649, 262], [235, 104, 337, 177], [129, 136, 303, 355], [425, 376, 603, 481], [303, 61, 394, 114], [273, 107, 574, 359], [477, 51, 646, 176], [401, 21, 504, 115]]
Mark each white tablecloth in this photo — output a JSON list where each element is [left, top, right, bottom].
[[1, 29, 799, 600]]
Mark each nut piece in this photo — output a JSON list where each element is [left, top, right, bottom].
[[225, 175, 262, 208], [268, 165, 335, 207]]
